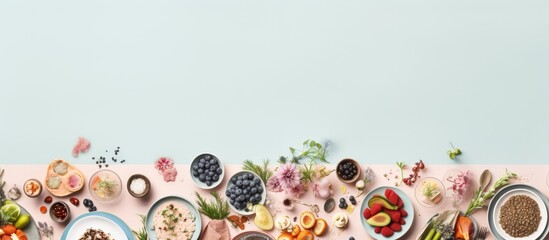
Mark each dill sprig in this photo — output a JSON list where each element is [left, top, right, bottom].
[[242, 159, 273, 183], [132, 214, 148, 240], [195, 192, 230, 220]]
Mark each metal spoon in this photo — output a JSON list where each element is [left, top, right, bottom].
[[479, 169, 492, 192]]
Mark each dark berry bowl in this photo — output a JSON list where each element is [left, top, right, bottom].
[[225, 170, 266, 216], [336, 158, 362, 184], [190, 153, 225, 190]]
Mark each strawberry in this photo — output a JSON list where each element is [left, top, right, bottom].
[[381, 226, 394, 237], [384, 209, 401, 223], [399, 218, 406, 225], [363, 208, 372, 219], [387, 192, 400, 205], [370, 204, 382, 215], [397, 199, 403, 208], [399, 208, 408, 217], [374, 227, 382, 233], [384, 188, 394, 198], [389, 222, 402, 232]]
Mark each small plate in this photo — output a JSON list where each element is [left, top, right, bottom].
[[232, 231, 275, 240], [146, 196, 202, 240], [488, 184, 549, 240], [226, 171, 266, 216], [415, 177, 445, 208], [492, 188, 547, 239], [61, 211, 133, 240], [360, 186, 415, 240]]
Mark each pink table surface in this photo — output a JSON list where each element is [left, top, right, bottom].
[[2, 164, 548, 240]]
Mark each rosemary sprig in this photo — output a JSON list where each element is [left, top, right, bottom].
[[132, 214, 148, 240], [242, 159, 273, 183], [195, 192, 230, 220]]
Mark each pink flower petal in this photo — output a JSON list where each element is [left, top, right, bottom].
[[72, 137, 91, 157]]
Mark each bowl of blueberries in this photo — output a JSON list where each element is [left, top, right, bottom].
[[225, 171, 266, 216], [190, 153, 225, 189], [336, 158, 361, 184]]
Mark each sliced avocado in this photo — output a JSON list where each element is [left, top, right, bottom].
[[366, 212, 391, 227], [368, 196, 398, 210]]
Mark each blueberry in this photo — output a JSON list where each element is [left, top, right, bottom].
[[89, 206, 97, 212], [206, 181, 212, 186], [225, 190, 230, 197], [199, 174, 205, 181], [236, 180, 243, 187], [230, 194, 236, 199], [237, 176, 243, 181], [230, 199, 235, 205], [236, 189, 242, 195], [249, 196, 255, 202], [251, 187, 257, 194], [212, 175, 219, 182], [208, 171, 214, 177], [231, 177, 237, 184], [216, 168, 223, 175], [340, 198, 346, 203], [83, 199, 92, 207], [209, 159, 216, 165], [243, 189, 249, 195], [198, 162, 204, 168], [257, 186, 263, 193], [192, 170, 199, 177], [192, 165, 199, 170], [205, 176, 211, 181], [243, 180, 250, 186], [198, 168, 204, 174], [234, 202, 241, 209], [204, 155, 211, 160], [205, 163, 210, 168], [349, 196, 356, 202], [248, 173, 254, 179], [210, 166, 216, 171], [199, 158, 206, 164]]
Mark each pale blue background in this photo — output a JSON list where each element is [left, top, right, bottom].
[[1, 1, 548, 165]]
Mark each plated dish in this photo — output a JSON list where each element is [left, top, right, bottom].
[[416, 211, 478, 240], [146, 196, 202, 240], [61, 211, 133, 240], [190, 153, 225, 189], [44, 159, 85, 197], [232, 231, 275, 240], [89, 169, 122, 202], [225, 171, 266, 216], [488, 184, 549, 240], [0, 202, 40, 240], [415, 177, 445, 208], [361, 186, 415, 239]]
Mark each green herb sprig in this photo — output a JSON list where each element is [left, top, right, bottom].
[[283, 139, 329, 164], [396, 161, 406, 186], [464, 169, 517, 216], [242, 159, 273, 183], [195, 192, 230, 220], [132, 214, 148, 240]]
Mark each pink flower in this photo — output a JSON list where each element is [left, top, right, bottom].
[[313, 178, 333, 199], [72, 137, 91, 157], [286, 183, 306, 198], [162, 167, 178, 182], [275, 163, 301, 189], [267, 176, 283, 192], [155, 157, 174, 174]]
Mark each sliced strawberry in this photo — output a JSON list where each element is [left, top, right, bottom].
[[399, 208, 408, 217], [370, 203, 383, 215], [374, 226, 382, 233], [399, 218, 406, 225], [384, 209, 401, 223], [389, 222, 402, 232], [363, 208, 372, 219], [381, 226, 394, 237], [397, 199, 404, 208]]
